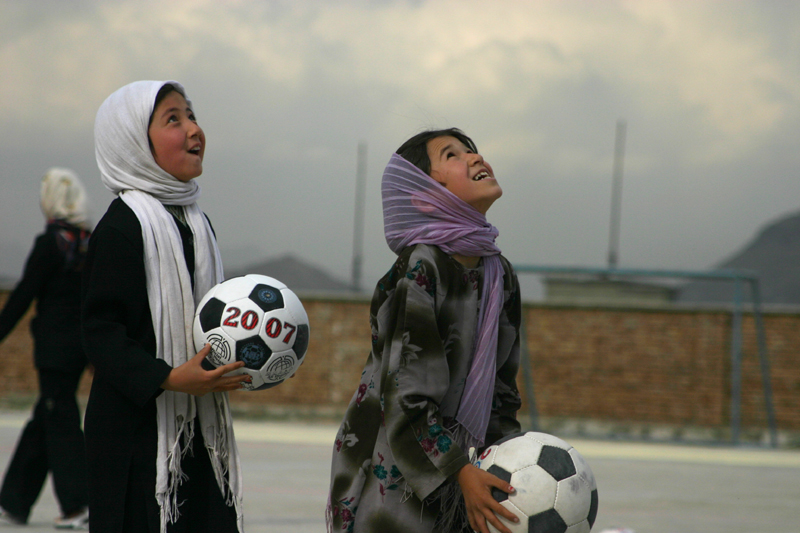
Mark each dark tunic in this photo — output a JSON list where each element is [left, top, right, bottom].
[[327, 244, 522, 533], [0, 221, 88, 370], [0, 221, 90, 521], [82, 198, 235, 532]]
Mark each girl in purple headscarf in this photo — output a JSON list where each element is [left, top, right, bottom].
[[327, 129, 523, 533]]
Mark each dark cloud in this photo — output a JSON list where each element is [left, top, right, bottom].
[[2, 0, 799, 300]]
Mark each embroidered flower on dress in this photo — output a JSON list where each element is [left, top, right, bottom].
[[356, 383, 368, 406], [340, 507, 354, 525], [398, 331, 423, 368], [463, 269, 480, 290], [416, 420, 454, 457], [373, 453, 403, 502], [334, 422, 359, 453], [406, 260, 437, 296], [331, 496, 357, 532]]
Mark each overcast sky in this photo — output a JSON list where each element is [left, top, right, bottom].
[[2, 0, 799, 299]]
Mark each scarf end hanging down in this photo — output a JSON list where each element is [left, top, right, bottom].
[[157, 414, 194, 533], [156, 396, 245, 533], [203, 394, 245, 532]]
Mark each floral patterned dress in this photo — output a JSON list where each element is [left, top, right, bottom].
[[327, 244, 522, 533]]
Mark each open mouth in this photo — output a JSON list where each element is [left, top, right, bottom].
[[188, 146, 201, 155], [472, 171, 491, 181]]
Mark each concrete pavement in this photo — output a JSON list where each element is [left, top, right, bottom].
[[1, 411, 798, 533]]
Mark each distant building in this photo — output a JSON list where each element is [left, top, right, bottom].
[[543, 273, 678, 306], [225, 254, 352, 294]]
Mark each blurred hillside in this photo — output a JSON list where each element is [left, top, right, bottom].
[[679, 210, 800, 305], [225, 254, 352, 294]]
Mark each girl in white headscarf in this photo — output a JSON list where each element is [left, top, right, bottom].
[[82, 81, 247, 533], [0, 169, 92, 529]]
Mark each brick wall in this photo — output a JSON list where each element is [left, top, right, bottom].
[[2, 291, 797, 433], [0, 295, 95, 400], [522, 305, 800, 431]]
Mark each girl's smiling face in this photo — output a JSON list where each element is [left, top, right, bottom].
[[426, 135, 502, 215], [148, 91, 205, 182]]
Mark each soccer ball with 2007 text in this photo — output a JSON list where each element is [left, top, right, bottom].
[[193, 274, 309, 390]]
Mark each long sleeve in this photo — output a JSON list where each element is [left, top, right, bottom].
[[0, 232, 58, 343], [81, 200, 172, 407], [382, 252, 470, 500], [328, 245, 522, 532]]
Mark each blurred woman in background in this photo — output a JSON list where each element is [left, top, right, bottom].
[[0, 168, 91, 530]]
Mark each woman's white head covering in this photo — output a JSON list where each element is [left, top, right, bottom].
[[95, 80, 201, 205], [40, 167, 89, 228], [94, 80, 242, 533]]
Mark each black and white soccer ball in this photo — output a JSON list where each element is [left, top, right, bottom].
[[476, 431, 598, 533], [192, 274, 309, 391]]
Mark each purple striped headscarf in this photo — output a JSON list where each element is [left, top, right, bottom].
[[382, 152, 503, 448]]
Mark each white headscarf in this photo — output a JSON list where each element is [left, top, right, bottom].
[[40, 167, 89, 228], [94, 80, 242, 532]]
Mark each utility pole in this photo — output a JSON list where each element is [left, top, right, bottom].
[[607, 120, 627, 270], [351, 142, 367, 292]]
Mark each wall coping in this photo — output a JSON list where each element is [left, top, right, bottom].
[[4, 288, 800, 317], [523, 299, 800, 316]]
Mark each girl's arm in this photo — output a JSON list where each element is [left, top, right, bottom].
[[0, 232, 58, 343], [380, 251, 470, 499], [458, 463, 518, 533], [161, 343, 248, 396], [82, 213, 174, 405], [83, 210, 248, 402], [380, 247, 518, 533]]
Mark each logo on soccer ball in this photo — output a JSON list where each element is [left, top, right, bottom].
[[265, 354, 295, 381], [239, 342, 268, 368], [206, 334, 230, 366], [258, 288, 278, 304]]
